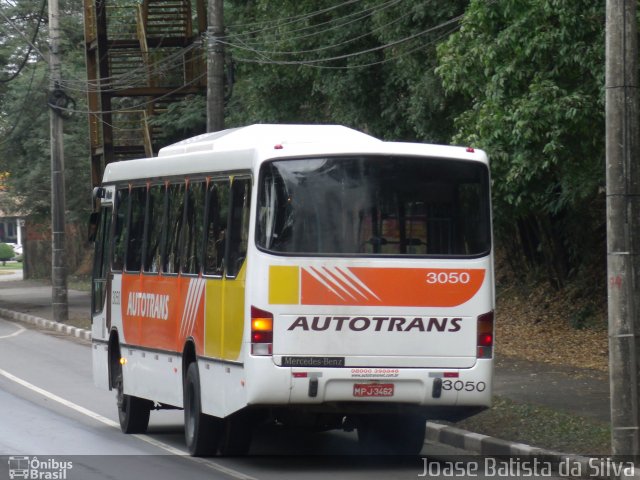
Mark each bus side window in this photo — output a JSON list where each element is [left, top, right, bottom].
[[204, 179, 229, 276], [92, 206, 112, 315], [163, 183, 185, 274], [112, 187, 130, 271], [226, 177, 252, 278], [143, 184, 166, 274], [182, 180, 205, 275], [125, 185, 146, 272]]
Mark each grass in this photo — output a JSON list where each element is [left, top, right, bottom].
[[68, 275, 91, 292], [454, 396, 611, 455], [0, 262, 22, 270], [68, 314, 91, 330]]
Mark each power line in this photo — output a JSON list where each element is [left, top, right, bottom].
[[1, 1, 458, 91], [1, 1, 464, 132], [289, 24, 462, 71], [53, 72, 207, 116], [37, 4, 207, 95], [222, 14, 463, 66], [229, 0, 401, 44], [230, 3, 412, 55], [226, 0, 362, 32], [0, 2, 49, 67], [59, 42, 205, 94], [0, 0, 46, 83]]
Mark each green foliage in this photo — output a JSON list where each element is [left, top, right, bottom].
[[0, 0, 610, 291], [222, 0, 468, 143], [0, 243, 15, 262], [437, 0, 605, 286], [150, 95, 207, 146], [152, 1, 469, 143], [156, 0, 610, 290], [0, 0, 91, 223]]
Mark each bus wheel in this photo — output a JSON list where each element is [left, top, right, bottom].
[[357, 414, 426, 455], [115, 370, 151, 434], [218, 411, 253, 456], [184, 362, 221, 456]]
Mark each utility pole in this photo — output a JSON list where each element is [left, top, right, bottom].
[[606, 0, 639, 458], [48, 0, 69, 323], [207, 0, 224, 132]]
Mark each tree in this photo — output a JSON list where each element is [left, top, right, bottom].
[[151, 1, 470, 143], [149, 95, 207, 146], [219, 0, 469, 143], [0, 0, 90, 223], [0, 242, 15, 265], [437, 0, 605, 287]]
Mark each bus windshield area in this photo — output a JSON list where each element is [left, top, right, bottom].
[[257, 156, 491, 257]]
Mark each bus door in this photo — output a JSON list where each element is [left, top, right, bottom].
[[90, 200, 113, 390], [91, 204, 112, 339]]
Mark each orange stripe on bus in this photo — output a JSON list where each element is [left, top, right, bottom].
[[299, 267, 485, 307]]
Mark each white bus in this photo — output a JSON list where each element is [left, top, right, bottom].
[[90, 124, 494, 456]]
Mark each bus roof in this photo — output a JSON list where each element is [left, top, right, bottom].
[[157, 124, 380, 157], [101, 124, 487, 184]]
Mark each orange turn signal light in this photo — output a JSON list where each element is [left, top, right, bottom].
[[252, 318, 273, 332]]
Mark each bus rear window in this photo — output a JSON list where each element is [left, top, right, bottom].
[[256, 156, 491, 257]]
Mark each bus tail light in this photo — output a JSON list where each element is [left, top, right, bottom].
[[251, 306, 273, 356], [477, 311, 494, 359]]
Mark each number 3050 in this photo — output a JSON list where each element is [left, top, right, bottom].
[[426, 272, 471, 284], [442, 380, 486, 392]]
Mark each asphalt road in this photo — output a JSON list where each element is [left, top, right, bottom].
[[0, 316, 577, 480]]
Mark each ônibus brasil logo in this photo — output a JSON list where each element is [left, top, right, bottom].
[[7, 456, 73, 480]]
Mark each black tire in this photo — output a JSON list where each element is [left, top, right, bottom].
[[218, 411, 253, 456], [357, 414, 426, 455], [184, 362, 221, 456], [115, 370, 152, 434]]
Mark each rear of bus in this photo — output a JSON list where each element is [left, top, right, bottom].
[[245, 145, 493, 453]]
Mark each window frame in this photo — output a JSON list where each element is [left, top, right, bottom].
[[180, 178, 207, 277], [142, 182, 167, 276], [203, 176, 231, 279], [254, 155, 492, 260], [104, 170, 253, 279], [91, 205, 112, 315], [224, 175, 252, 280], [124, 183, 147, 273], [111, 186, 130, 272], [162, 181, 186, 276]]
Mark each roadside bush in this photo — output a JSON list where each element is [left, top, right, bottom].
[[0, 243, 15, 265]]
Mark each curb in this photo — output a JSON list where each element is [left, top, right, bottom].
[[427, 421, 562, 456], [0, 307, 92, 341], [426, 423, 639, 479]]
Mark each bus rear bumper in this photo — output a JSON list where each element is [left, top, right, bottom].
[[245, 357, 493, 410]]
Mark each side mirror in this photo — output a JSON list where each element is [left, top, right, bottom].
[[92, 186, 106, 211]]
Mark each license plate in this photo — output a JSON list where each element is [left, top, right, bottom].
[[353, 383, 394, 397]]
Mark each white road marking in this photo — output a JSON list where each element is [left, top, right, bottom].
[[0, 321, 25, 339], [0, 367, 258, 480]]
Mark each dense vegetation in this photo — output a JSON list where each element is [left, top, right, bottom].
[[0, 0, 607, 297], [437, 1, 605, 290], [0, 0, 90, 223]]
